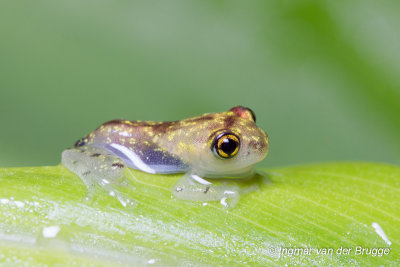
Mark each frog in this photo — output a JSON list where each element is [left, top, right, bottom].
[[62, 106, 269, 207]]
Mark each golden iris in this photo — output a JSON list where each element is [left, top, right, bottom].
[[213, 133, 240, 158]]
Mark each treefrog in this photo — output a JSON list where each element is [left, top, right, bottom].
[[62, 106, 269, 207]]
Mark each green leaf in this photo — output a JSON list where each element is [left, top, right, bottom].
[[0, 162, 398, 265]]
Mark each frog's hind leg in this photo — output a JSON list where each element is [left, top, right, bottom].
[[172, 173, 240, 208], [62, 146, 134, 207]]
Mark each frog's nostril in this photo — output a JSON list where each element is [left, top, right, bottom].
[[249, 141, 261, 150]]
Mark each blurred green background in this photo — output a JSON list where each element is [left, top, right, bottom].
[[1, 0, 399, 168]]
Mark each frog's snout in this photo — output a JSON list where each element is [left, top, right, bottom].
[[247, 132, 269, 160], [249, 140, 268, 156]]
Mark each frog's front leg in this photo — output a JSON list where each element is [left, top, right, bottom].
[[172, 173, 240, 208], [62, 146, 134, 207]]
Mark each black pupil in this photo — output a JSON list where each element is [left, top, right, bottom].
[[220, 137, 237, 155]]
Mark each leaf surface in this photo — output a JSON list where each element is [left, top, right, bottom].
[[0, 162, 398, 265]]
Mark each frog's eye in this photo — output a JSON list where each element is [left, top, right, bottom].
[[212, 132, 240, 159]]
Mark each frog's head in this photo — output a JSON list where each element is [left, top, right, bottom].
[[195, 106, 269, 178]]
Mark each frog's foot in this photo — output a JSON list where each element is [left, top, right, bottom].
[[172, 173, 240, 208], [62, 146, 135, 207]]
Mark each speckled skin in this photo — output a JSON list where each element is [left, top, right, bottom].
[[62, 106, 269, 207]]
